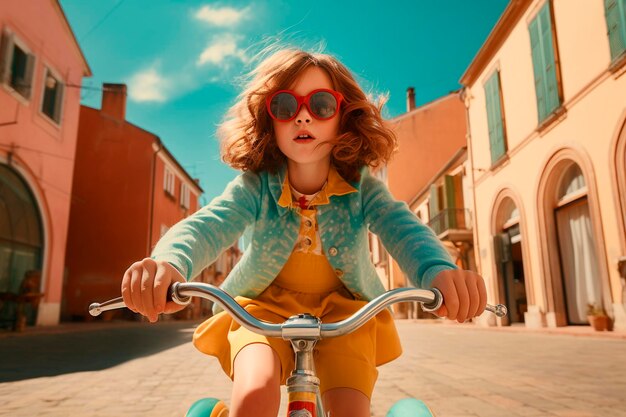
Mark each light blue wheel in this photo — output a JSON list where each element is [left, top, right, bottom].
[[386, 398, 435, 417], [185, 398, 229, 417]]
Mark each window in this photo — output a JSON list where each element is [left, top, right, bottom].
[[41, 68, 64, 124], [529, 2, 562, 123], [502, 198, 521, 229], [0, 30, 36, 100], [427, 175, 464, 234], [180, 182, 190, 209], [164, 167, 175, 196], [484, 71, 507, 164], [558, 163, 586, 202], [605, 0, 626, 62]]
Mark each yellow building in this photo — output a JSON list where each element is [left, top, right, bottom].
[[460, 0, 626, 329]]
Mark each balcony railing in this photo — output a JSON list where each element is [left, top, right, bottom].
[[427, 208, 472, 236]]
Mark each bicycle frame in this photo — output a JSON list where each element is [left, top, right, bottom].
[[89, 282, 507, 416]]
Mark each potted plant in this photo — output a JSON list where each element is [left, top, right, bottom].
[[586, 303, 609, 331]]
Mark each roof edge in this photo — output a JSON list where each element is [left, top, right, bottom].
[[53, 0, 92, 77], [388, 90, 462, 124], [459, 0, 533, 87]]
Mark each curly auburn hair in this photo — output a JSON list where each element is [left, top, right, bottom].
[[218, 47, 397, 182]]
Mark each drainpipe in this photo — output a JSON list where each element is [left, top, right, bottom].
[[148, 140, 163, 256], [461, 87, 482, 275]]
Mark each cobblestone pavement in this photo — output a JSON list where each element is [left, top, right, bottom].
[[1, 319, 625, 416]]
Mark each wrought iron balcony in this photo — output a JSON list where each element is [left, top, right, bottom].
[[427, 208, 473, 241]]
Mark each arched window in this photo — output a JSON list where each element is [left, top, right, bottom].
[[0, 164, 43, 326], [501, 198, 520, 229], [557, 163, 586, 202]]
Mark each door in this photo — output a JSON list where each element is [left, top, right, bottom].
[[495, 225, 527, 324], [555, 197, 602, 324]]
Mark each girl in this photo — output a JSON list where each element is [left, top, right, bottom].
[[121, 47, 487, 417]]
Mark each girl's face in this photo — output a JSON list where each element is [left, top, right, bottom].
[[272, 66, 341, 168]]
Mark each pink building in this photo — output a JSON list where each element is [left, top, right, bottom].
[[0, 0, 91, 328]]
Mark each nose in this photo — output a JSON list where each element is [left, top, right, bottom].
[[295, 104, 312, 124]]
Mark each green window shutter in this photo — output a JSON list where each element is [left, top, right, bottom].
[[428, 184, 439, 220], [530, 2, 561, 123], [444, 175, 457, 229], [485, 72, 506, 164], [539, 4, 560, 115], [492, 74, 505, 158], [529, 16, 547, 121], [485, 74, 497, 161], [605, 0, 626, 60]]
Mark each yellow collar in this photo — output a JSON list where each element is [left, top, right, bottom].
[[277, 166, 357, 208]]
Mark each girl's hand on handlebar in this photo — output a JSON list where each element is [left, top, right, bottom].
[[430, 270, 487, 323], [121, 258, 186, 323]]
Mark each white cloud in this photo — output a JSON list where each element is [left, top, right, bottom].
[[194, 5, 250, 27], [128, 68, 170, 103], [197, 34, 248, 67]]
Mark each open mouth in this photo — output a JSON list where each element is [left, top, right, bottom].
[[293, 134, 316, 142]]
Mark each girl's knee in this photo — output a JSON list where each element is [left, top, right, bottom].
[[231, 343, 281, 415], [233, 343, 282, 384]]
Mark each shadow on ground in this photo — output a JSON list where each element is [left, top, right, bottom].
[[0, 321, 197, 383]]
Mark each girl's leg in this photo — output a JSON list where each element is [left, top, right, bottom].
[[230, 343, 281, 417], [322, 387, 370, 417]]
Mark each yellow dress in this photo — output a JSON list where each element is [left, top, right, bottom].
[[193, 168, 402, 399]]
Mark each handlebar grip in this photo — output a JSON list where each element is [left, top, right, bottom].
[[169, 282, 192, 305], [89, 283, 191, 317], [418, 288, 508, 318], [421, 288, 443, 312]]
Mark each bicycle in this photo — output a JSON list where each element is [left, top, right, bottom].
[[90, 282, 507, 417]]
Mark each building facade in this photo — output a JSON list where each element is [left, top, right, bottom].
[[64, 84, 206, 320], [0, 0, 91, 328], [461, 0, 626, 329], [381, 90, 469, 317]]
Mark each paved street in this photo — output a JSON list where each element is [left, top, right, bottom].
[[1, 320, 625, 416]]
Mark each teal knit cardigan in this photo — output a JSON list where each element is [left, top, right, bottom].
[[151, 165, 457, 305]]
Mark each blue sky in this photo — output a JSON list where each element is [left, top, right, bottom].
[[59, 0, 509, 204]]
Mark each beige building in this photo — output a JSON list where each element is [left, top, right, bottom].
[[460, 0, 626, 329]]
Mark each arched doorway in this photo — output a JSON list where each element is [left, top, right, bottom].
[[553, 163, 602, 324], [493, 197, 528, 324], [537, 147, 610, 327], [610, 112, 626, 328], [0, 163, 44, 328]]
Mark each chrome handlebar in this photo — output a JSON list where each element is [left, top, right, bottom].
[[89, 282, 507, 340]]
